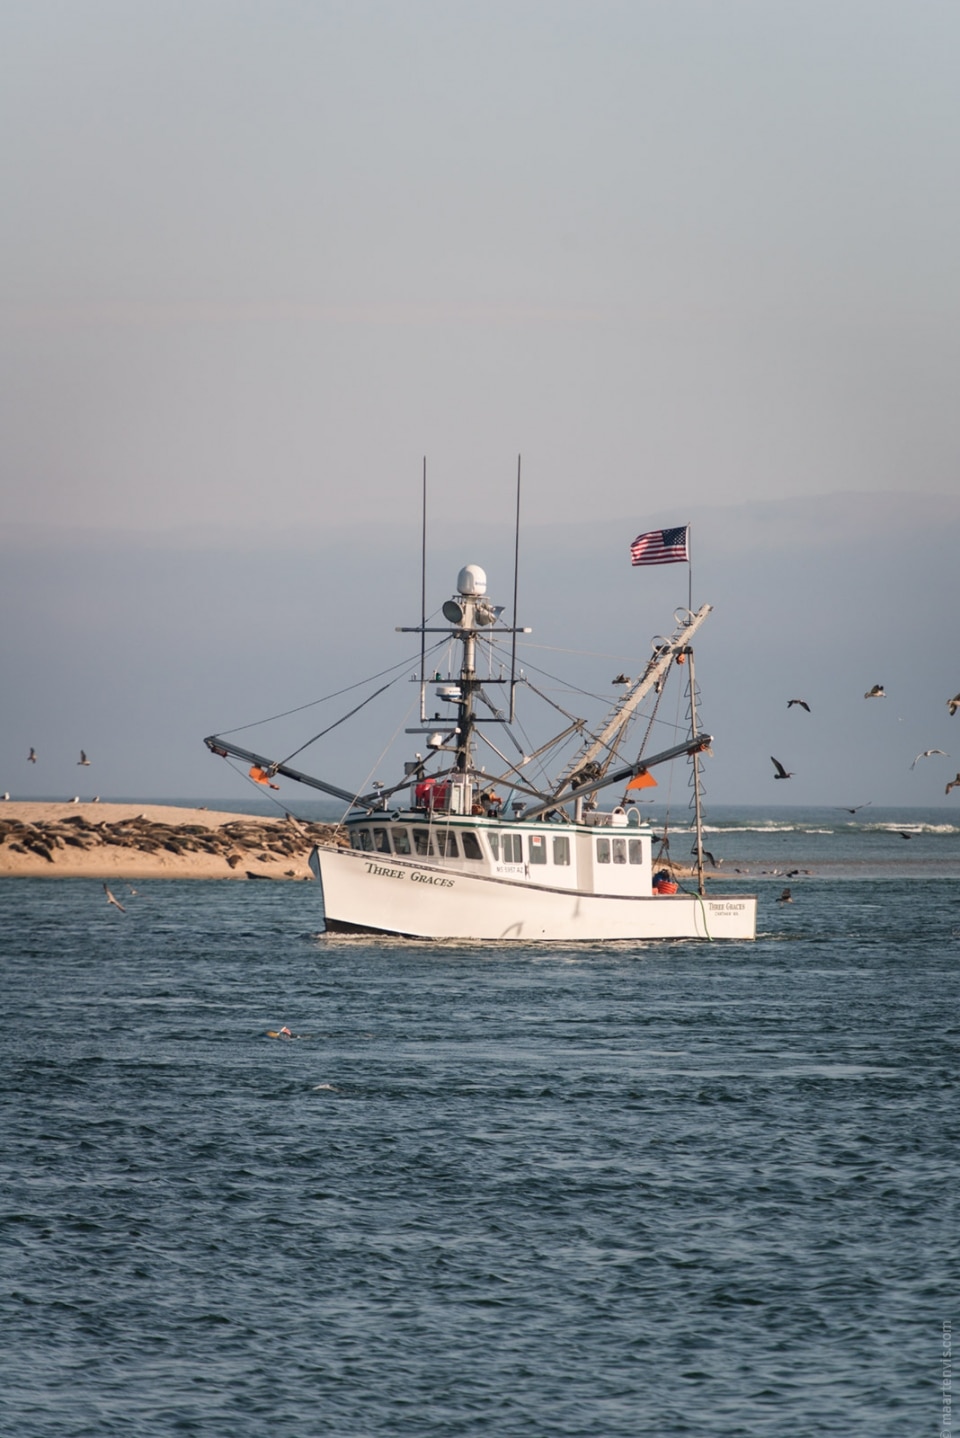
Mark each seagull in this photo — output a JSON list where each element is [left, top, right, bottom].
[[777, 887, 793, 903], [612, 673, 630, 685], [787, 699, 811, 712], [103, 884, 125, 913], [948, 695, 960, 717], [898, 831, 916, 840], [28, 747, 37, 763], [835, 802, 872, 814], [78, 750, 90, 766], [946, 774, 960, 796], [771, 756, 794, 779], [692, 845, 721, 867], [864, 685, 886, 699], [911, 749, 948, 769]]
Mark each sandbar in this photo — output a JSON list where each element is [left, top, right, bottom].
[[0, 801, 342, 880]]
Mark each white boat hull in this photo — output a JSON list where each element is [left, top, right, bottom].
[[310, 845, 756, 941]]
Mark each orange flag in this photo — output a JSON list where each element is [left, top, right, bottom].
[[626, 769, 657, 790], [249, 766, 280, 791]]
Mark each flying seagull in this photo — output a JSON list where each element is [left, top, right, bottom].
[[78, 750, 90, 766], [864, 684, 886, 699], [28, 747, 37, 763], [787, 699, 811, 712], [898, 831, 916, 840], [948, 695, 960, 717], [771, 756, 794, 779], [611, 673, 630, 685], [691, 845, 721, 867], [946, 774, 960, 796], [777, 887, 793, 903], [103, 884, 125, 913], [911, 749, 948, 769], [835, 802, 871, 814]]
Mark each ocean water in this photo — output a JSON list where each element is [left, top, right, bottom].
[[2, 809, 958, 1436]]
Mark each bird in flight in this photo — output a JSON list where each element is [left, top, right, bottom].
[[611, 673, 630, 685], [78, 750, 90, 766], [777, 887, 793, 903], [691, 845, 721, 867], [946, 774, 960, 796], [771, 756, 794, 779], [948, 695, 960, 717], [787, 699, 811, 712], [911, 749, 948, 768], [835, 802, 871, 814], [103, 884, 126, 913], [864, 684, 886, 699], [898, 831, 916, 840], [28, 747, 37, 763]]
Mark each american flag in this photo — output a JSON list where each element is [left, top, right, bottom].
[[630, 525, 689, 566]]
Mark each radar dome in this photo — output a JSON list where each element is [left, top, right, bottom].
[[457, 564, 487, 596]]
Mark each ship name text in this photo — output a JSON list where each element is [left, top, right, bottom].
[[364, 860, 454, 889]]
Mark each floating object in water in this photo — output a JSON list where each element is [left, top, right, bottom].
[[777, 887, 793, 903]]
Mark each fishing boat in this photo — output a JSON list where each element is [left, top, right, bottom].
[[205, 557, 757, 942]]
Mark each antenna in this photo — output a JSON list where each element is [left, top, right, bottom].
[[419, 457, 427, 723], [509, 454, 521, 722]]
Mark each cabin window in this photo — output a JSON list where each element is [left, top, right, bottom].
[[372, 828, 391, 854], [436, 830, 459, 858], [412, 828, 434, 856], [356, 829, 374, 852], [500, 833, 523, 864], [350, 832, 364, 851], [553, 835, 570, 866], [596, 837, 611, 864], [461, 830, 483, 860], [528, 833, 547, 864], [612, 838, 627, 865], [487, 833, 500, 860], [628, 839, 644, 865], [391, 827, 411, 854]]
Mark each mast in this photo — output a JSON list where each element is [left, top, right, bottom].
[[400, 564, 529, 801], [687, 646, 706, 896], [419, 457, 427, 723]]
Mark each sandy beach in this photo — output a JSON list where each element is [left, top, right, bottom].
[[0, 802, 343, 880]]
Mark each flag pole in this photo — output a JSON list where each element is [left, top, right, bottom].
[[687, 524, 692, 613]]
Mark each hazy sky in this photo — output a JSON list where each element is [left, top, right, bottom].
[[2, 2, 958, 805]]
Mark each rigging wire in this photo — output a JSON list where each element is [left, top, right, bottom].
[[215, 635, 448, 736], [337, 691, 423, 825]]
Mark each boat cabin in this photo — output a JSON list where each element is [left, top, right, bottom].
[[344, 803, 656, 898]]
